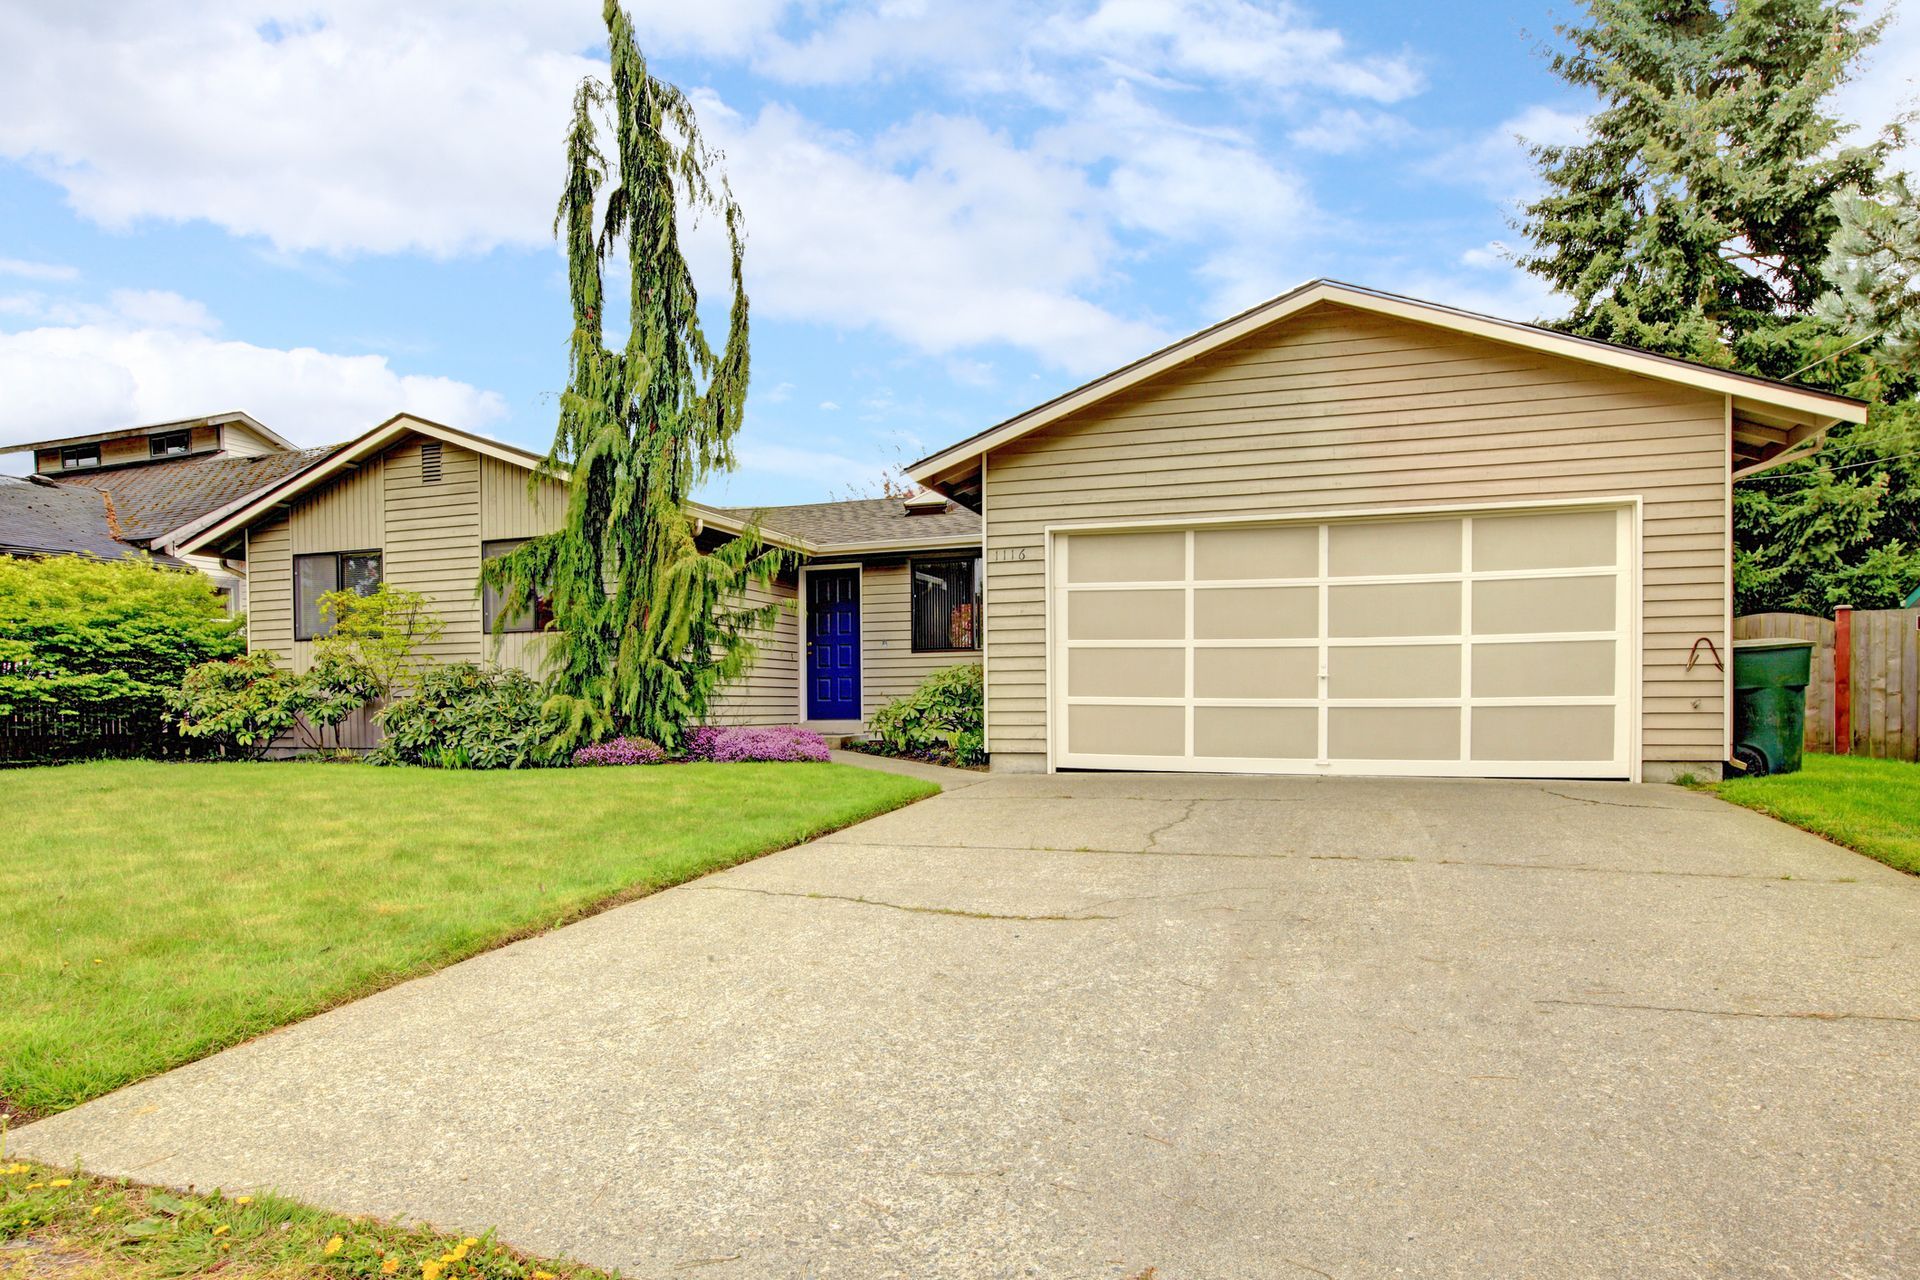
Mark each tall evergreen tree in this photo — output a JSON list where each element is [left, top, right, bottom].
[[1818, 176, 1920, 375], [1517, 0, 1889, 363], [484, 0, 781, 753]]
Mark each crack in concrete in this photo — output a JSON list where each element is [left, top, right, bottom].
[[694, 884, 1116, 922], [1143, 799, 1200, 853], [1539, 788, 1696, 811], [817, 838, 1859, 884], [1535, 998, 1920, 1026]]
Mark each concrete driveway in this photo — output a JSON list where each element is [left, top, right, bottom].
[[15, 771, 1920, 1278]]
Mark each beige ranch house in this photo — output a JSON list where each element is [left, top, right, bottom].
[[181, 416, 985, 738], [185, 280, 1864, 782], [906, 280, 1864, 783]]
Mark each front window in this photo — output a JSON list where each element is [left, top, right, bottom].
[[149, 430, 191, 458], [911, 556, 981, 652], [60, 444, 100, 470], [294, 550, 382, 640], [481, 539, 554, 633]]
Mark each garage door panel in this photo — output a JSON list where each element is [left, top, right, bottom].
[[1328, 644, 1461, 699], [1194, 646, 1318, 699], [1327, 518, 1460, 576], [1194, 586, 1317, 639], [1328, 581, 1460, 638], [1473, 705, 1615, 761], [1054, 506, 1631, 779], [1066, 531, 1185, 583], [1329, 706, 1460, 760], [1473, 509, 1617, 572], [1194, 525, 1317, 580], [1068, 647, 1185, 698], [1194, 707, 1317, 759], [1472, 640, 1615, 698], [1068, 703, 1184, 757], [1069, 589, 1183, 640], [1473, 575, 1614, 635]]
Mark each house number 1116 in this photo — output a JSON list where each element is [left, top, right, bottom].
[[988, 547, 1028, 563]]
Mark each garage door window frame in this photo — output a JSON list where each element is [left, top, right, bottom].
[[1042, 495, 1642, 779]]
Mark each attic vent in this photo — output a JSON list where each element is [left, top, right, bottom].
[[420, 440, 443, 484]]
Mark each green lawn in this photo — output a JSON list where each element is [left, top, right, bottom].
[[1717, 753, 1920, 876], [1, 760, 934, 1117]]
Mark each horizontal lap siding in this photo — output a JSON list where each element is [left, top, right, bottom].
[[860, 562, 980, 719], [247, 516, 294, 664], [706, 575, 800, 726], [982, 304, 1730, 768]]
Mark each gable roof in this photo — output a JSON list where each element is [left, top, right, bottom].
[[180, 413, 986, 558], [908, 279, 1870, 501], [54, 445, 337, 546], [0, 476, 181, 564], [716, 496, 980, 550], [0, 411, 294, 456]]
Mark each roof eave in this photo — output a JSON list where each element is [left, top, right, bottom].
[[907, 280, 1869, 489]]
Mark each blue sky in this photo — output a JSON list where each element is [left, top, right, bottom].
[[1, 0, 1913, 502]]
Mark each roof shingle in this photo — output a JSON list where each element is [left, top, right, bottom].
[[52, 446, 337, 543], [716, 496, 979, 548], [0, 477, 151, 561]]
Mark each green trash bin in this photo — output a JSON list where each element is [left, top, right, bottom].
[[1731, 638, 1814, 776]]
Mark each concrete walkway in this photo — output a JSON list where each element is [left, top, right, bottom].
[[15, 774, 1920, 1278]]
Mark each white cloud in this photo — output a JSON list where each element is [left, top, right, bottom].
[[756, 0, 1422, 104], [0, 0, 808, 258], [0, 258, 79, 282], [1288, 107, 1412, 155], [0, 291, 505, 457], [694, 100, 1169, 373], [1427, 104, 1590, 203]]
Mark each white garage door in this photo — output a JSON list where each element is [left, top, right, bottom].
[[1050, 505, 1635, 778]]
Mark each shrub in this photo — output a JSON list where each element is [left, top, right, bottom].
[[0, 554, 243, 757], [684, 724, 831, 763], [572, 736, 668, 767], [864, 662, 984, 766], [312, 583, 443, 701], [373, 663, 548, 769], [169, 652, 303, 757]]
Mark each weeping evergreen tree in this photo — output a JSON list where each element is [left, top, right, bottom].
[[483, 0, 781, 754]]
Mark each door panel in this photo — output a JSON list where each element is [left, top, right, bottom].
[[806, 569, 861, 721]]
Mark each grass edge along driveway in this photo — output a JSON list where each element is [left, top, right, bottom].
[[0, 1156, 614, 1280], [1716, 752, 1920, 876], [3, 760, 935, 1118]]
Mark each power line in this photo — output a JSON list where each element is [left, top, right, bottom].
[[1736, 446, 1920, 486]]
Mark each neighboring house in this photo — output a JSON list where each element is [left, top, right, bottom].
[[0, 475, 179, 565], [0, 412, 334, 604], [178, 415, 984, 739], [906, 280, 1866, 783]]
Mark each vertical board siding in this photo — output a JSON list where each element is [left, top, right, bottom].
[[859, 562, 981, 719], [478, 455, 569, 677], [1734, 610, 1918, 760], [982, 304, 1733, 772], [384, 437, 483, 664]]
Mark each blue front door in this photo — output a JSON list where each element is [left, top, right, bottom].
[[807, 568, 861, 720]]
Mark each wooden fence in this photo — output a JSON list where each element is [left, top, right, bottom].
[[1734, 608, 1920, 760]]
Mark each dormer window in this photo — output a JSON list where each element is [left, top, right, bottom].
[[60, 444, 100, 470], [149, 430, 191, 458]]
